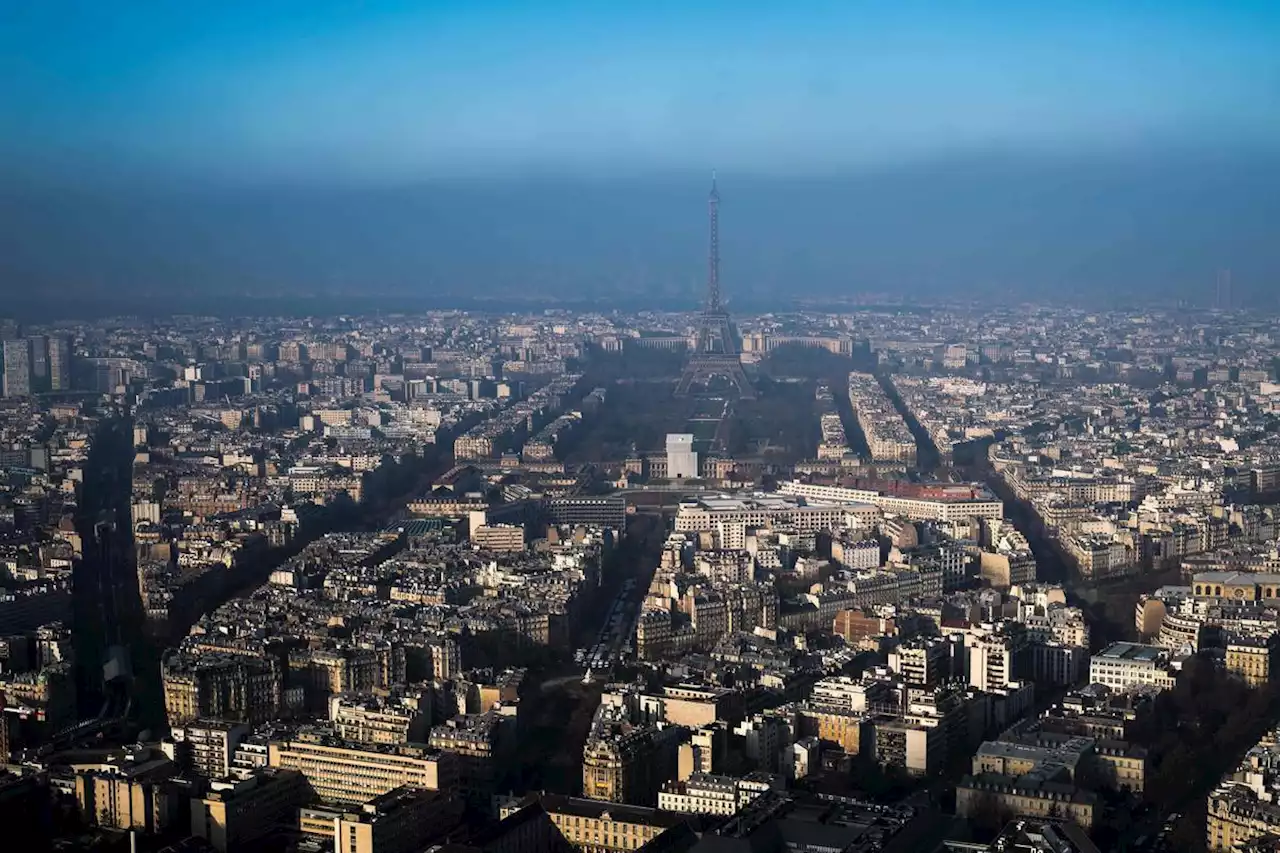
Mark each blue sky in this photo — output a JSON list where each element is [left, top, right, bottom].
[[4, 0, 1279, 181], [3, 1, 1280, 305]]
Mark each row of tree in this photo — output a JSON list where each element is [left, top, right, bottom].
[[1128, 656, 1280, 851]]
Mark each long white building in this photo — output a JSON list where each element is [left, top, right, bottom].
[[779, 481, 1003, 522], [673, 495, 880, 549]]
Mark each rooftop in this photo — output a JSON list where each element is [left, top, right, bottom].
[[1093, 642, 1165, 663], [1195, 571, 1280, 586], [529, 792, 690, 828]]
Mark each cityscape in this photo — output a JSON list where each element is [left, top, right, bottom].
[[5, 3, 1280, 853], [2, 174, 1280, 853]]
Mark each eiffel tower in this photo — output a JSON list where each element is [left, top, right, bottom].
[[675, 173, 755, 399]]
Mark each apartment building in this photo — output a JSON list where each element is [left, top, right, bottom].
[[171, 720, 250, 779], [795, 705, 872, 756], [500, 793, 684, 853], [1088, 642, 1178, 693], [888, 639, 950, 688], [1207, 785, 1280, 852], [1093, 741, 1149, 795], [429, 712, 504, 806], [1066, 534, 1135, 581], [330, 693, 431, 745], [733, 713, 792, 775], [581, 722, 682, 807], [657, 772, 772, 816], [162, 653, 283, 726], [472, 523, 527, 552], [871, 717, 946, 776], [334, 787, 463, 853], [634, 584, 777, 660], [1226, 635, 1280, 688], [289, 646, 403, 711], [968, 625, 1028, 692], [809, 676, 894, 714], [848, 372, 916, 463], [267, 731, 457, 805], [191, 769, 312, 853], [1030, 643, 1088, 687], [979, 548, 1037, 590], [957, 773, 1097, 831], [73, 747, 182, 835], [657, 773, 737, 816]]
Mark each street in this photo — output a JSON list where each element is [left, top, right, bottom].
[[511, 514, 667, 795]]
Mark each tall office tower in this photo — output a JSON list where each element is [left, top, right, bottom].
[[1216, 269, 1233, 311], [27, 336, 48, 392], [2, 339, 31, 398], [48, 336, 71, 391]]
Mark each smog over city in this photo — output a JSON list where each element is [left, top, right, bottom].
[[1, 3, 1279, 852]]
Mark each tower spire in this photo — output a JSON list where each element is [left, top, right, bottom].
[[677, 172, 753, 399], [707, 170, 721, 314]]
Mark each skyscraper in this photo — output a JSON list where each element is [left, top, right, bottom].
[[1216, 269, 1233, 311], [2, 339, 31, 398], [48, 336, 71, 392], [28, 336, 48, 393]]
